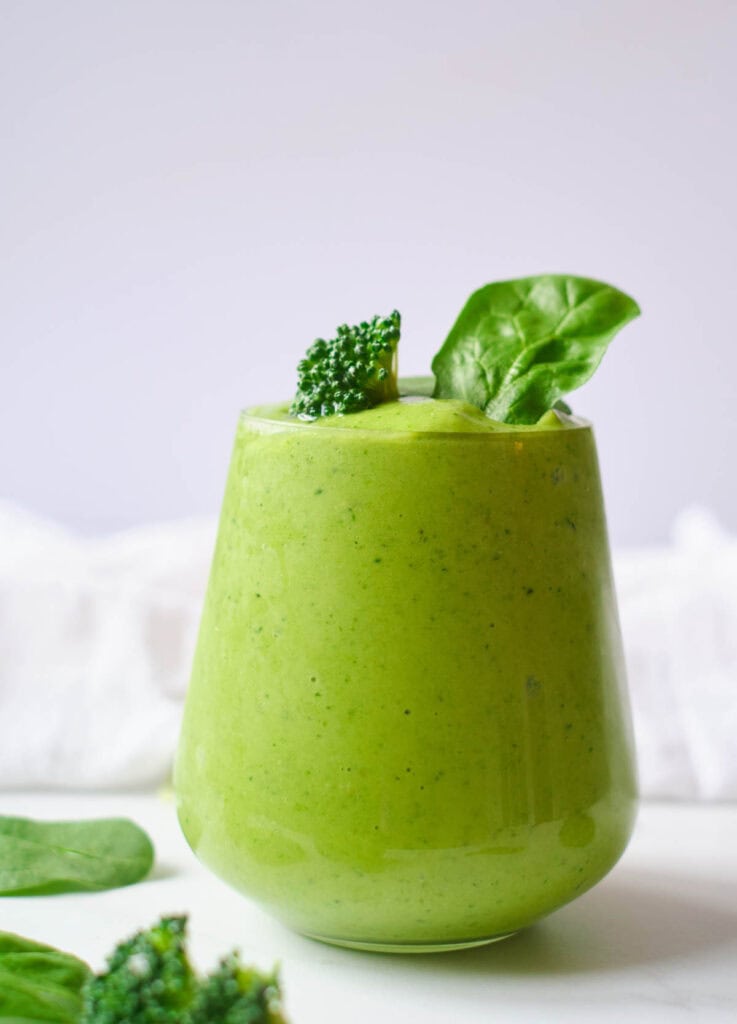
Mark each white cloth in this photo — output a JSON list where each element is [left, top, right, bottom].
[[614, 507, 737, 802], [1, 501, 735, 799], [0, 502, 213, 789]]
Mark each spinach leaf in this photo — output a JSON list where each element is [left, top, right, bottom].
[[0, 931, 90, 1022], [431, 275, 640, 423], [0, 815, 154, 896]]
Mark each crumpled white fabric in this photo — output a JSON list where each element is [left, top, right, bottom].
[[1, 500, 735, 799], [614, 507, 737, 802], [0, 502, 214, 789]]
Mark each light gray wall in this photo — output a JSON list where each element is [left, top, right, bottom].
[[2, 0, 735, 545]]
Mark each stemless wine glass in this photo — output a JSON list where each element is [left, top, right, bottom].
[[175, 402, 637, 953]]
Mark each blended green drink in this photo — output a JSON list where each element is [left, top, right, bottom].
[[176, 276, 640, 951]]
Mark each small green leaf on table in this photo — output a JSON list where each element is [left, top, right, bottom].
[[0, 930, 91, 1022], [0, 815, 155, 896]]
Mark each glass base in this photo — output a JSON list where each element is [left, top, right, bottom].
[[301, 930, 519, 954]]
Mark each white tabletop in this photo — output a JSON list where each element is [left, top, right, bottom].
[[1, 793, 736, 1023]]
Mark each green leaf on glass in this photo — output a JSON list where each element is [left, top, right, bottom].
[[431, 274, 640, 424]]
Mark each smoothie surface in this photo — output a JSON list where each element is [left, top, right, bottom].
[[246, 396, 584, 434]]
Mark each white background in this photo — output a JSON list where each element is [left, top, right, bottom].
[[2, 0, 736, 545]]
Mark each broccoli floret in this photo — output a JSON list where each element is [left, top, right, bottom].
[[81, 916, 196, 1023], [189, 953, 287, 1024], [291, 310, 401, 418], [81, 917, 287, 1024]]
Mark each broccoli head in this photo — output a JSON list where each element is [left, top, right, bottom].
[[290, 310, 401, 419], [189, 953, 287, 1024], [81, 916, 287, 1024], [81, 915, 196, 1023]]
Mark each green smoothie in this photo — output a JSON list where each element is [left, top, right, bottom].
[[175, 396, 637, 951]]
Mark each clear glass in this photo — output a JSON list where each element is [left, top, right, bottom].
[[175, 407, 637, 953]]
